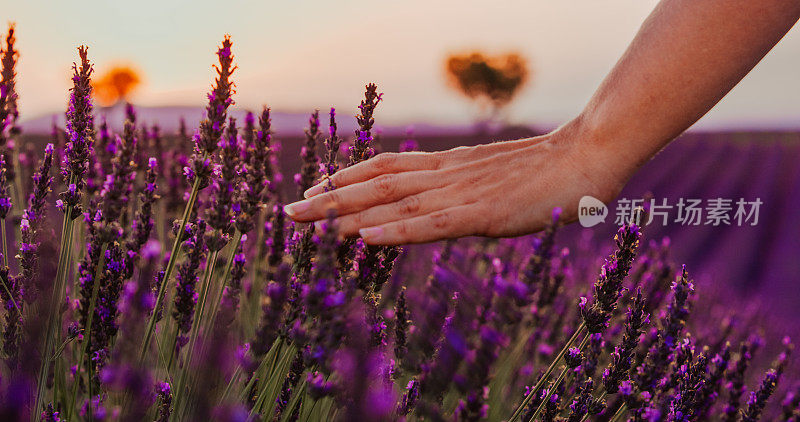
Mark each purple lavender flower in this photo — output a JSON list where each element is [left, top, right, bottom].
[[155, 381, 172, 422], [567, 378, 595, 421], [234, 109, 270, 234], [694, 342, 732, 418], [250, 205, 289, 357], [741, 369, 780, 422], [273, 349, 305, 420], [394, 288, 410, 366], [602, 288, 649, 394], [0, 155, 12, 220], [454, 324, 507, 421], [521, 209, 561, 304], [296, 110, 320, 199], [195, 36, 234, 155], [579, 223, 641, 333], [60, 46, 94, 219], [185, 36, 236, 190], [4, 143, 55, 363], [349, 83, 382, 165], [0, 24, 19, 187], [124, 157, 159, 278], [634, 266, 694, 393], [399, 130, 419, 152], [40, 404, 60, 422], [779, 383, 800, 420], [322, 107, 342, 188], [172, 219, 208, 353], [205, 117, 240, 250], [217, 236, 246, 328], [722, 340, 756, 421]]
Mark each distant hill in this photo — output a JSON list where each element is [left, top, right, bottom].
[[18, 104, 476, 138]]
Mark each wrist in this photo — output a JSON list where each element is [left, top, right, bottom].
[[549, 114, 637, 204]]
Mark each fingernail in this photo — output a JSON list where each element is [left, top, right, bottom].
[[304, 184, 324, 199], [284, 201, 310, 217], [359, 226, 384, 242]]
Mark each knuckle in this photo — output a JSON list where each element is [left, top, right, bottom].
[[351, 210, 366, 226], [428, 152, 446, 169], [372, 153, 396, 171], [371, 174, 399, 200], [396, 195, 422, 216], [429, 210, 451, 230], [318, 191, 343, 212], [395, 220, 410, 237]]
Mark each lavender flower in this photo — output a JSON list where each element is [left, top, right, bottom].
[[172, 219, 208, 353], [217, 236, 246, 328], [0, 24, 19, 187], [40, 404, 60, 422], [196, 36, 234, 155], [349, 83, 382, 165], [60, 46, 94, 219], [274, 349, 305, 420], [322, 107, 342, 188], [394, 288, 410, 366], [722, 340, 756, 421], [567, 378, 595, 421], [397, 379, 420, 416], [205, 117, 240, 250], [185, 36, 236, 190], [0, 147, 11, 220], [124, 157, 159, 278], [740, 337, 794, 421], [155, 381, 172, 422], [3, 143, 55, 364], [741, 369, 780, 422], [634, 266, 694, 393], [602, 288, 649, 394], [296, 110, 320, 199], [579, 223, 641, 333]]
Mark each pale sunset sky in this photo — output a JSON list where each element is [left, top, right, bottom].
[[6, 0, 800, 129]]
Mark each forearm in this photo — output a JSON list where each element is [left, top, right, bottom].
[[575, 0, 800, 178]]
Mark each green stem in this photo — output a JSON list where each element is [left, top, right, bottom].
[[508, 322, 587, 422], [170, 245, 221, 419], [279, 378, 307, 422], [0, 266, 21, 317], [248, 344, 297, 420], [1, 218, 8, 267], [609, 403, 628, 422], [66, 242, 108, 421], [140, 171, 204, 362], [529, 333, 591, 420], [202, 231, 242, 337], [238, 338, 283, 405], [580, 391, 608, 422], [174, 231, 241, 418], [34, 201, 76, 417]]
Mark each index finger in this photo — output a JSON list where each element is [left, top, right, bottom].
[[303, 151, 443, 198]]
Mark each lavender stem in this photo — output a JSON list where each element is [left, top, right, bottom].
[[530, 333, 591, 421], [509, 321, 587, 422], [140, 170, 204, 362], [66, 242, 108, 421]]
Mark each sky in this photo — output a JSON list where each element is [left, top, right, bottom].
[[6, 0, 800, 129]]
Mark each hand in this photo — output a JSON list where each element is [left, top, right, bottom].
[[284, 119, 633, 245]]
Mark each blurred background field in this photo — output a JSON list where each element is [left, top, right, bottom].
[[9, 0, 800, 329], [18, 120, 800, 320]]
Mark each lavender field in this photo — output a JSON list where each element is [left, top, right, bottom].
[[0, 28, 798, 422]]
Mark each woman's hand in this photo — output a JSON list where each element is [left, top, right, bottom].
[[284, 119, 634, 245]]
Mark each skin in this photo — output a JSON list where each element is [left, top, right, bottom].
[[286, 0, 800, 245]]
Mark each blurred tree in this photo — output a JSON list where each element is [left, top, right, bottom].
[[92, 65, 141, 106], [445, 51, 530, 128]]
